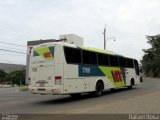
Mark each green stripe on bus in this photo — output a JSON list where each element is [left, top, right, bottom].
[[80, 46, 114, 55], [78, 64, 126, 88], [99, 66, 125, 88]]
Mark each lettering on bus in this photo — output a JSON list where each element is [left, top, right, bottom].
[[43, 52, 51, 58], [111, 70, 123, 82], [82, 67, 91, 74]]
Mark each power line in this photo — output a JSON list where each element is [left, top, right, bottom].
[[0, 46, 26, 52], [0, 41, 26, 47], [0, 49, 27, 54], [0, 16, 56, 37], [0, 53, 26, 56], [0, 22, 36, 36]]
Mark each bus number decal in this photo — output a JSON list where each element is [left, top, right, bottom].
[[79, 65, 105, 77], [111, 70, 123, 82], [82, 67, 91, 74]]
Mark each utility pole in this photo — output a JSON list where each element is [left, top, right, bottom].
[[103, 24, 115, 50], [103, 24, 106, 50]]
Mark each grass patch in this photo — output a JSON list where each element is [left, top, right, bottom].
[[19, 86, 29, 91]]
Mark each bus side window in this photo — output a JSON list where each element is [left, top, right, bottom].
[[126, 58, 134, 68], [109, 55, 119, 67], [82, 51, 97, 65], [64, 47, 73, 63], [98, 53, 109, 66], [119, 57, 127, 67], [64, 47, 81, 64], [73, 49, 81, 64]]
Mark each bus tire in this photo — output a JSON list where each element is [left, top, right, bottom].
[[70, 93, 81, 98], [128, 79, 134, 90], [94, 81, 104, 97]]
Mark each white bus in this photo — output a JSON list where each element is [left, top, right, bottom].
[[29, 42, 140, 97]]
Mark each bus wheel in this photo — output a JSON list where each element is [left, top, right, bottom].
[[128, 79, 134, 90], [70, 93, 81, 98], [94, 81, 104, 97]]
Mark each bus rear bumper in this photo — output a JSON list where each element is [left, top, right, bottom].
[[29, 86, 63, 95]]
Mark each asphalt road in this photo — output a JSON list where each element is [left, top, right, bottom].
[[0, 77, 160, 115]]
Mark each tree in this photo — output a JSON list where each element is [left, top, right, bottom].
[[0, 70, 7, 84], [141, 34, 160, 77], [6, 69, 26, 86]]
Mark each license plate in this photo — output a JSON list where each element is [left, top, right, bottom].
[[39, 82, 45, 87]]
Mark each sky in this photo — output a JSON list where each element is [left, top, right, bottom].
[[0, 0, 160, 65]]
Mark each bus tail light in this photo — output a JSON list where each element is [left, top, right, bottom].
[[55, 76, 62, 85]]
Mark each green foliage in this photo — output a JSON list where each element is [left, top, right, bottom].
[[19, 86, 29, 91], [6, 69, 26, 85], [0, 70, 7, 82], [141, 35, 160, 77]]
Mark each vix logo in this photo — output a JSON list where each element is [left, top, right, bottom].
[[43, 52, 51, 58], [111, 70, 123, 82]]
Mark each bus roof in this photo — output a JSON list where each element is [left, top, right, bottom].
[[79, 46, 114, 55], [33, 42, 137, 59]]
